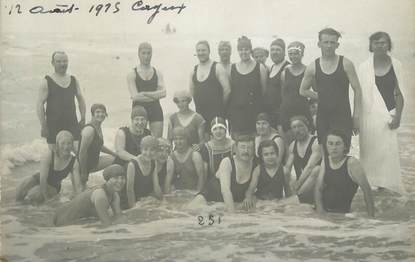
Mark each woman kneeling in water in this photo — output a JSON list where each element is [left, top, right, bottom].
[[16, 130, 79, 204], [53, 164, 125, 226]]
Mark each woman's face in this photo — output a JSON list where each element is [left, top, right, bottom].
[[261, 146, 278, 166], [326, 134, 346, 159], [212, 126, 226, 140], [131, 116, 147, 132], [141, 146, 156, 161], [175, 97, 190, 111], [156, 145, 171, 163], [238, 47, 252, 62], [57, 136, 73, 156], [108, 176, 126, 192], [371, 36, 389, 55], [256, 120, 271, 136], [93, 108, 107, 123], [174, 135, 188, 150], [288, 49, 303, 65]]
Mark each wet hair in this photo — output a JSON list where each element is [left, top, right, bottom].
[[289, 115, 311, 130], [237, 36, 252, 51], [326, 129, 350, 154], [55, 130, 74, 158], [196, 40, 210, 52], [138, 42, 152, 52], [51, 51, 67, 63], [270, 38, 286, 51], [318, 28, 342, 41], [369, 31, 392, 52]]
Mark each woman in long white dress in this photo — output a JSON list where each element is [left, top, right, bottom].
[[358, 32, 405, 194]]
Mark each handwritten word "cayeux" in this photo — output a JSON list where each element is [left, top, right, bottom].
[[131, 1, 186, 24], [29, 4, 79, 14]]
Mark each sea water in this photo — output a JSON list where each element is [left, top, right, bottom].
[[1, 32, 414, 261]]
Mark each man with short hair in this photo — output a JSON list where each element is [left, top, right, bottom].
[[284, 116, 321, 204], [300, 28, 362, 147], [127, 42, 166, 138], [37, 51, 86, 149], [189, 40, 231, 134]]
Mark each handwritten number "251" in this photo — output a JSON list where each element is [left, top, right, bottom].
[[89, 2, 120, 16]]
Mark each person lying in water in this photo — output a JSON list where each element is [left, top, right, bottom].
[[314, 129, 375, 217], [16, 130, 79, 204], [53, 164, 126, 226], [243, 139, 291, 210]]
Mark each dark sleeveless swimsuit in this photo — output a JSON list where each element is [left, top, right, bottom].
[[192, 62, 225, 132], [132, 67, 163, 122], [132, 159, 155, 198], [198, 157, 256, 202], [280, 67, 312, 132], [171, 150, 198, 190], [255, 164, 285, 200], [228, 62, 262, 135], [113, 127, 151, 167], [33, 152, 76, 192], [157, 162, 167, 189], [78, 124, 103, 174], [315, 56, 352, 145], [322, 156, 358, 213], [45, 75, 80, 143], [375, 66, 397, 111], [293, 136, 318, 204], [264, 61, 290, 128]]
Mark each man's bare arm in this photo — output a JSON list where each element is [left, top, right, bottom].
[[343, 58, 362, 133], [74, 79, 86, 125], [299, 63, 318, 100], [37, 79, 49, 138]]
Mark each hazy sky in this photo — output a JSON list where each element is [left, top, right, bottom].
[[2, 0, 414, 38]]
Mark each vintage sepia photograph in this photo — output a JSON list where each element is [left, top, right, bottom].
[[1, 0, 414, 261]]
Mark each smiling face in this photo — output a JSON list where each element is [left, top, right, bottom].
[[270, 45, 285, 64], [141, 145, 157, 161], [156, 145, 171, 163], [218, 45, 231, 62], [291, 119, 309, 141], [131, 116, 147, 133], [238, 47, 252, 62], [108, 175, 126, 192], [212, 126, 226, 141], [326, 134, 346, 159], [173, 134, 188, 151], [52, 53, 68, 74], [196, 43, 210, 63], [138, 47, 152, 65], [288, 49, 303, 65], [318, 34, 339, 56], [92, 108, 107, 123], [261, 145, 278, 167], [56, 135, 73, 156]]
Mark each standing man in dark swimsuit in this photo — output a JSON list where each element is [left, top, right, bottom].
[[37, 51, 86, 150], [218, 41, 232, 77], [127, 42, 166, 138], [227, 36, 268, 136], [189, 40, 231, 136], [264, 39, 290, 130], [300, 28, 362, 147], [284, 116, 321, 204]]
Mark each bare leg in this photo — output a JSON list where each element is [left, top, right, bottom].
[[73, 140, 79, 154], [16, 174, 39, 201], [91, 155, 116, 172], [149, 121, 163, 138]]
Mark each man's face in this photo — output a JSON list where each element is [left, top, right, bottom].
[[52, 53, 68, 74], [291, 120, 309, 141], [318, 34, 339, 55], [218, 45, 231, 61], [238, 47, 252, 62], [138, 48, 152, 65], [236, 141, 254, 161], [270, 45, 285, 64], [196, 44, 210, 63], [131, 116, 147, 132], [371, 37, 389, 55]]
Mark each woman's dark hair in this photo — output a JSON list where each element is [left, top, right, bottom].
[[257, 139, 279, 163], [369, 31, 392, 52], [326, 129, 351, 154]]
